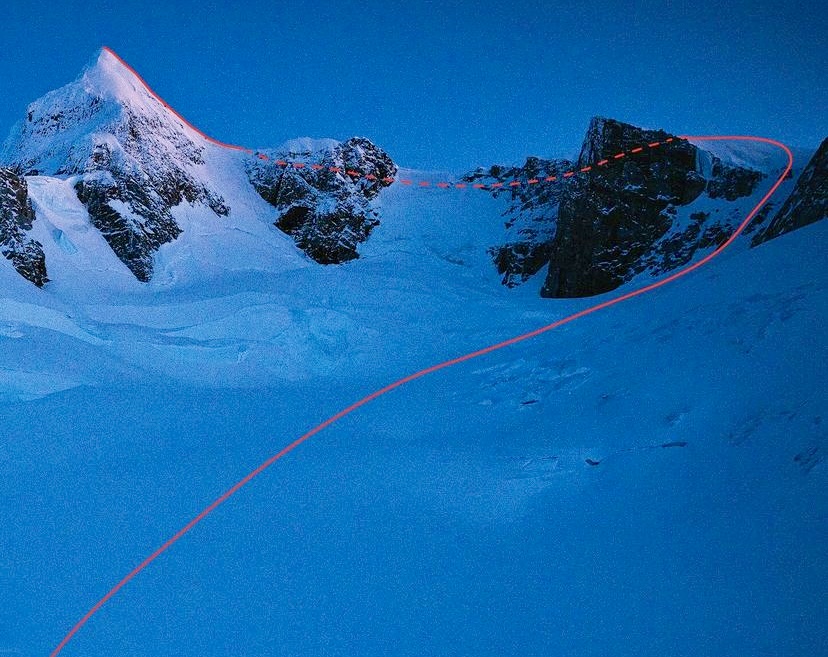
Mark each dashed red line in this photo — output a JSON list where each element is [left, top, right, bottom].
[[49, 134, 794, 657], [100, 45, 686, 194], [258, 137, 676, 190]]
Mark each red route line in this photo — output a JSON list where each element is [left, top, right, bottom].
[[101, 45, 675, 190], [49, 135, 793, 656], [101, 46, 252, 153]]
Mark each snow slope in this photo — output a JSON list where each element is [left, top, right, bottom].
[[0, 48, 824, 657], [0, 196, 824, 656]]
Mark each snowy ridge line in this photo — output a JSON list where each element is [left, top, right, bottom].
[[101, 45, 677, 189], [251, 138, 677, 188], [48, 134, 794, 657]]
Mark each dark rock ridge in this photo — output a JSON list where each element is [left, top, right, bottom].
[[479, 117, 767, 297], [753, 137, 828, 246], [0, 168, 48, 286], [247, 138, 396, 264]]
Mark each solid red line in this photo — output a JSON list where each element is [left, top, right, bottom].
[[101, 47, 249, 152], [47, 136, 794, 657]]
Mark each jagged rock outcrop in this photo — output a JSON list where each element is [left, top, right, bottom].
[[247, 138, 396, 264], [543, 120, 707, 297], [0, 168, 48, 286], [753, 137, 827, 246], [480, 117, 767, 298], [468, 158, 571, 287]]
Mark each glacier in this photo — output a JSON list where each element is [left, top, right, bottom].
[[0, 48, 824, 657]]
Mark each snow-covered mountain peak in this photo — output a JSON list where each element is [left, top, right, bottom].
[[0, 46, 215, 178], [0, 48, 243, 281], [83, 47, 155, 107]]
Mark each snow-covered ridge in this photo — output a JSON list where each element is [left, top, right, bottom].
[[0, 49, 824, 297], [0, 48, 405, 283]]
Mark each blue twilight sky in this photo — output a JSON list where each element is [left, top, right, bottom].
[[1, 0, 825, 170]]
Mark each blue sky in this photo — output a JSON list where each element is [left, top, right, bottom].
[[2, 0, 825, 169]]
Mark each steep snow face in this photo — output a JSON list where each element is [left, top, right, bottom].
[[754, 137, 828, 245], [1, 48, 212, 176]]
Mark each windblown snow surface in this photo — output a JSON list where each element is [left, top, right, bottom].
[[0, 141, 825, 656]]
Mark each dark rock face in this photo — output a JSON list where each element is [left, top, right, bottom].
[[468, 158, 571, 287], [64, 109, 228, 281], [753, 137, 827, 246], [481, 117, 766, 298], [248, 137, 396, 264], [706, 156, 765, 200], [543, 120, 707, 297], [640, 210, 732, 273], [0, 168, 48, 286]]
